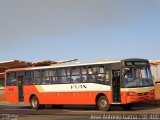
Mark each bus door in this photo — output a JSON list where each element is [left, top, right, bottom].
[[17, 76, 24, 101], [112, 70, 121, 102]]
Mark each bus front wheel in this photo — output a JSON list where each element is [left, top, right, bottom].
[[97, 96, 110, 111], [30, 96, 40, 109]]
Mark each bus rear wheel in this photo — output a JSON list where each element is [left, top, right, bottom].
[[30, 96, 40, 109], [97, 96, 110, 111]]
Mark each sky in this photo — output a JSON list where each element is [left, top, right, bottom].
[[0, 0, 160, 62]]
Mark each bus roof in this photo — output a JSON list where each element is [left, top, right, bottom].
[[5, 58, 150, 72], [5, 59, 121, 72]]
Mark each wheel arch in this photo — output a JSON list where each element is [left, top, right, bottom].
[[29, 94, 37, 103], [95, 93, 106, 105]]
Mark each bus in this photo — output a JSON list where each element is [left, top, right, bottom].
[[5, 58, 155, 111]]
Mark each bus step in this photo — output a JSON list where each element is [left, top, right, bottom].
[[111, 103, 121, 105]]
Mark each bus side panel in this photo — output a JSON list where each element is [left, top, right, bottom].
[[23, 85, 39, 104], [105, 92, 112, 104], [121, 91, 127, 104], [37, 93, 112, 105], [38, 92, 112, 105], [23, 85, 112, 105], [5, 86, 19, 104], [39, 92, 97, 105]]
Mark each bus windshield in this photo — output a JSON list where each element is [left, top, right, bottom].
[[123, 67, 154, 88]]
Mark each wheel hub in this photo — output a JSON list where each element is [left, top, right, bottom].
[[100, 100, 107, 107], [32, 99, 37, 107]]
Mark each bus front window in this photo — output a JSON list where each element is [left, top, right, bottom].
[[123, 67, 153, 88]]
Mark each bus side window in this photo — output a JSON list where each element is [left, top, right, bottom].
[[66, 68, 71, 83], [25, 71, 33, 85], [81, 67, 87, 83], [96, 74, 104, 84], [51, 76, 56, 84], [93, 67, 98, 74], [57, 76, 67, 84], [82, 76, 87, 82], [50, 69, 56, 84], [56, 69, 68, 84], [0, 78, 4, 88], [6, 72, 17, 86], [95, 66, 104, 84], [87, 67, 95, 83], [42, 69, 56, 84], [71, 67, 81, 83], [42, 70, 48, 84], [105, 70, 110, 85], [33, 70, 41, 84]]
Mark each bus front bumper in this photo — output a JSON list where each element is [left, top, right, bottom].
[[126, 94, 155, 104]]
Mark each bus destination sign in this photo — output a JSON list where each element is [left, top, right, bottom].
[[125, 61, 148, 66]]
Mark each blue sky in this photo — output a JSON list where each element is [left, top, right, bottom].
[[0, 0, 160, 62]]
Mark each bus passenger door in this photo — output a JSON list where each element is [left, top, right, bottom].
[[17, 76, 24, 101], [112, 70, 121, 103]]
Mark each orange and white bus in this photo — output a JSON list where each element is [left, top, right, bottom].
[[5, 58, 155, 111]]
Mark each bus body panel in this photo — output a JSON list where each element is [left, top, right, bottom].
[[5, 86, 19, 104], [23, 85, 155, 105], [23, 85, 39, 104], [23, 85, 112, 105]]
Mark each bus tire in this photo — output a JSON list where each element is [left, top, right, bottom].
[[30, 96, 40, 109], [121, 104, 133, 110], [97, 96, 110, 111]]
